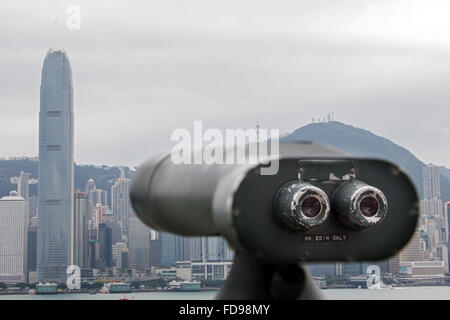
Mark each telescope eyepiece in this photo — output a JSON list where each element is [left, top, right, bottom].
[[359, 195, 379, 217], [274, 181, 330, 232], [332, 180, 388, 230], [300, 196, 322, 218]]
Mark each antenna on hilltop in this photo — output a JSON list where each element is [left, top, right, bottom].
[[256, 116, 260, 162]]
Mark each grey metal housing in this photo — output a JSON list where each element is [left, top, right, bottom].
[[130, 142, 419, 264]]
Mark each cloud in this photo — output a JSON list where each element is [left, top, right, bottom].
[[0, 0, 449, 167]]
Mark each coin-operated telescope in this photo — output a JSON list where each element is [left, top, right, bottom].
[[130, 142, 419, 299]]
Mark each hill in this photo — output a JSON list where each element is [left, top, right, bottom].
[[282, 121, 450, 202]]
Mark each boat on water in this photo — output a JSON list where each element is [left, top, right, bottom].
[[119, 293, 135, 300], [100, 282, 132, 294], [35, 283, 59, 295], [167, 280, 201, 292]]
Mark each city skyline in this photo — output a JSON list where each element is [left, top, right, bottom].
[[1, 2, 450, 306]]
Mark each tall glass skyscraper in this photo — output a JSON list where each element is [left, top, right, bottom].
[[38, 49, 74, 283], [111, 168, 132, 236]]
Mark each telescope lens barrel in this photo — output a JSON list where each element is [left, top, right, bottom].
[[359, 195, 379, 217], [332, 180, 388, 230], [300, 196, 322, 218], [274, 181, 330, 232]]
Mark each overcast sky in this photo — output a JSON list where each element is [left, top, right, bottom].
[[1, 0, 450, 167]]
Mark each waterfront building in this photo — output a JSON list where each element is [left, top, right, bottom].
[[0, 195, 28, 284]]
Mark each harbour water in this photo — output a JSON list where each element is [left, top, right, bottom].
[[0, 286, 449, 300]]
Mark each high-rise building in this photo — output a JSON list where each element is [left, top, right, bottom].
[[158, 232, 188, 266], [0, 195, 28, 283], [27, 217, 38, 283], [149, 238, 160, 267], [388, 255, 400, 275], [28, 195, 38, 219], [88, 240, 97, 269], [17, 171, 31, 235], [175, 236, 188, 262], [89, 189, 108, 207], [420, 198, 443, 217], [189, 236, 234, 263], [98, 222, 113, 268], [17, 171, 31, 201], [307, 264, 336, 277], [445, 201, 449, 222], [111, 168, 132, 236], [206, 237, 220, 261], [423, 164, 440, 199], [38, 49, 74, 283], [219, 238, 234, 262], [112, 242, 128, 269], [400, 230, 422, 262], [73, 191, 89, 268], [389, 231, 422, 274], [85, 178, 96, 194], [128, 215, 151, 269], [445, 201, 450, 273], [436, 244, 449, 273], [342, 263, 362, 276], [91, 203, 109, 232], [420, 164, 448, 270]]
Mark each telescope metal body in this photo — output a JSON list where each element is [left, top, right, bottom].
[[130, 142, 420, 265]]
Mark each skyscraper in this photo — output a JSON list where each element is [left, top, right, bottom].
[[112, 242, 128, 269], [111, 168, 132, 236], [17, 171, 31, 201], [189, 236, 234, 263], [421, 164, 443, 219], [38, 49, 74, 283], [189, 236, 206, 262], [128, 215, 151, 269], [98, 222, 113, 268], [27, 219, 38, 283], [389, 230, 422, 274], [206, 237, 220, 261], [423, 164, 440, 199], [446, 202, 450, 271], [149, 238, 160, 267], [0, 195, 28, 284], [420, 164, 447, 269], [220, 238, 234, 262], [85, 178, 96, 194], [159, 232, 177, 266], [73, 191, 89, 268]]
